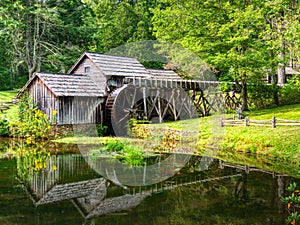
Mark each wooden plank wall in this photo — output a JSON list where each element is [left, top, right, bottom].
[[29, 78, 58, 123], [71, 57, 107, 93], [58, 97, 104, 125]]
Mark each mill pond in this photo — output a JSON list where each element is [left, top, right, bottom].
[[0, 139, 299, 225]]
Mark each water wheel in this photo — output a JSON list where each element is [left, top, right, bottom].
[[105, 84, 197, 136]]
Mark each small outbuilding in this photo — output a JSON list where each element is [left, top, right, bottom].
[[19, 72, 105, 125]]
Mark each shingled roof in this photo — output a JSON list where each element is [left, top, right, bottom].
[[20, 73, 104, 97], [68, 52, 151, 77], [147, 69, 182, 80]]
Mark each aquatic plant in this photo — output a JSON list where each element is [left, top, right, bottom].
[[104, 139, 145, 166]]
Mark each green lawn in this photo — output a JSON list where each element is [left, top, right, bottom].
[[0, 90, 18, 103], [148, 104, 300, 164], [0, 90, 18, 121]]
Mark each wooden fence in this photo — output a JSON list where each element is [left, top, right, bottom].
[[220, 116, 300, 128], [0, 98, 17, 113]]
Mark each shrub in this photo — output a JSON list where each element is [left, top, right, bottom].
[[104, 139, 145, 166], [0, 117, 9, 137], [248, 83, 278, 109], [128, 118, 151, 139], [281, 182, 300, 225], [279, 77, 300, 105], [154, 129, 180, 152], [9, 94, 51, 139], [96, 123, 108, 137], [120, 145, 144, 167]]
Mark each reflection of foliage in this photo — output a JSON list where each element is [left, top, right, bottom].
[[282, 182, 300, 225], [16, 143, 56, 183], [9, 94, 51, 139]]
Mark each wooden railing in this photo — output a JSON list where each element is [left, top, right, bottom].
[[220, 116, 300, 128], [0, 100, 17, 113]]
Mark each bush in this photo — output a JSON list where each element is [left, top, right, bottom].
[[154, 129, 180, 152], [0, 117, 9, 137], [128, 118, 151, 139], [9, 94, 51, 139], [105, 140, 124, 152], [248, 83, 278, 109], [96, 123, 108, 137], [279, 77, 300, 105]]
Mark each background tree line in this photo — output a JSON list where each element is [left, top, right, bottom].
[[0, 0, 299, 109]]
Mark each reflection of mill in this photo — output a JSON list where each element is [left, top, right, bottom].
[[17, 154, 289, 220]]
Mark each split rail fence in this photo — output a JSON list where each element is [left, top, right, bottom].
[[0, 99, 17, 113], [220, 116, 300, 128]]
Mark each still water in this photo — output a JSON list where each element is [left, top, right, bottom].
[[0, 141, 298, 225]]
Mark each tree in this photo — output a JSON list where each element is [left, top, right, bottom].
[[90, 0, 157, 52], [262, 0, 300, 86], [0, 0, 62, 78], [152, 0, 266, 110]]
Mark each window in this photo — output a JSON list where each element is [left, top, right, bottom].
[[84, 66, 90, 73]]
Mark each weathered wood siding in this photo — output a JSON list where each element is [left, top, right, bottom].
[[28, 78, 58, 122], [71, 57, 107, 93], [57, 96, 104, 125]]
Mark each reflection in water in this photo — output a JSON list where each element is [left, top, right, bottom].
[[14, 151, 292, 224], [0, 136, 294, 224]]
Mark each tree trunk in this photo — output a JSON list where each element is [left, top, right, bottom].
[[241, 78, 248, 111], [277, 52, 286, 86], [272, 75, 279, 106]]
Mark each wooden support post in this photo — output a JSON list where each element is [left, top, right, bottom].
[[143, 88, 147, 119], [272, 116, 276, 128], [158, 98, 162, 123], [245, 117, 250, 126], [220, 116, 224, 127]]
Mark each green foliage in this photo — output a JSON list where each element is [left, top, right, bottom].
[[104, 139, 145, 166], [96, 123, 108, 137], [282, 182, 300, 225], [90, 0, 156, 52], [154, 129, 180, 152], [16, 143, 56, 185], [248, 83, 279, 109], [0, 117, 9, 137], [129, 118, 151, 139], [105, 140, 124, 152], [118, 145, 145, 167], [280, 77, 300, 105], [9, 94, 51, 139], [152, 0, 300, 110]]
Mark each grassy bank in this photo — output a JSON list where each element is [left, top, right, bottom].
[[0, 90, 18, 103], [50, 104, 300, 169], [0, 90, 18, 121], [161, 104, 300, 164]]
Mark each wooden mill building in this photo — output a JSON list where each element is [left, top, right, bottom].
[[19, 52, 181, 125]]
